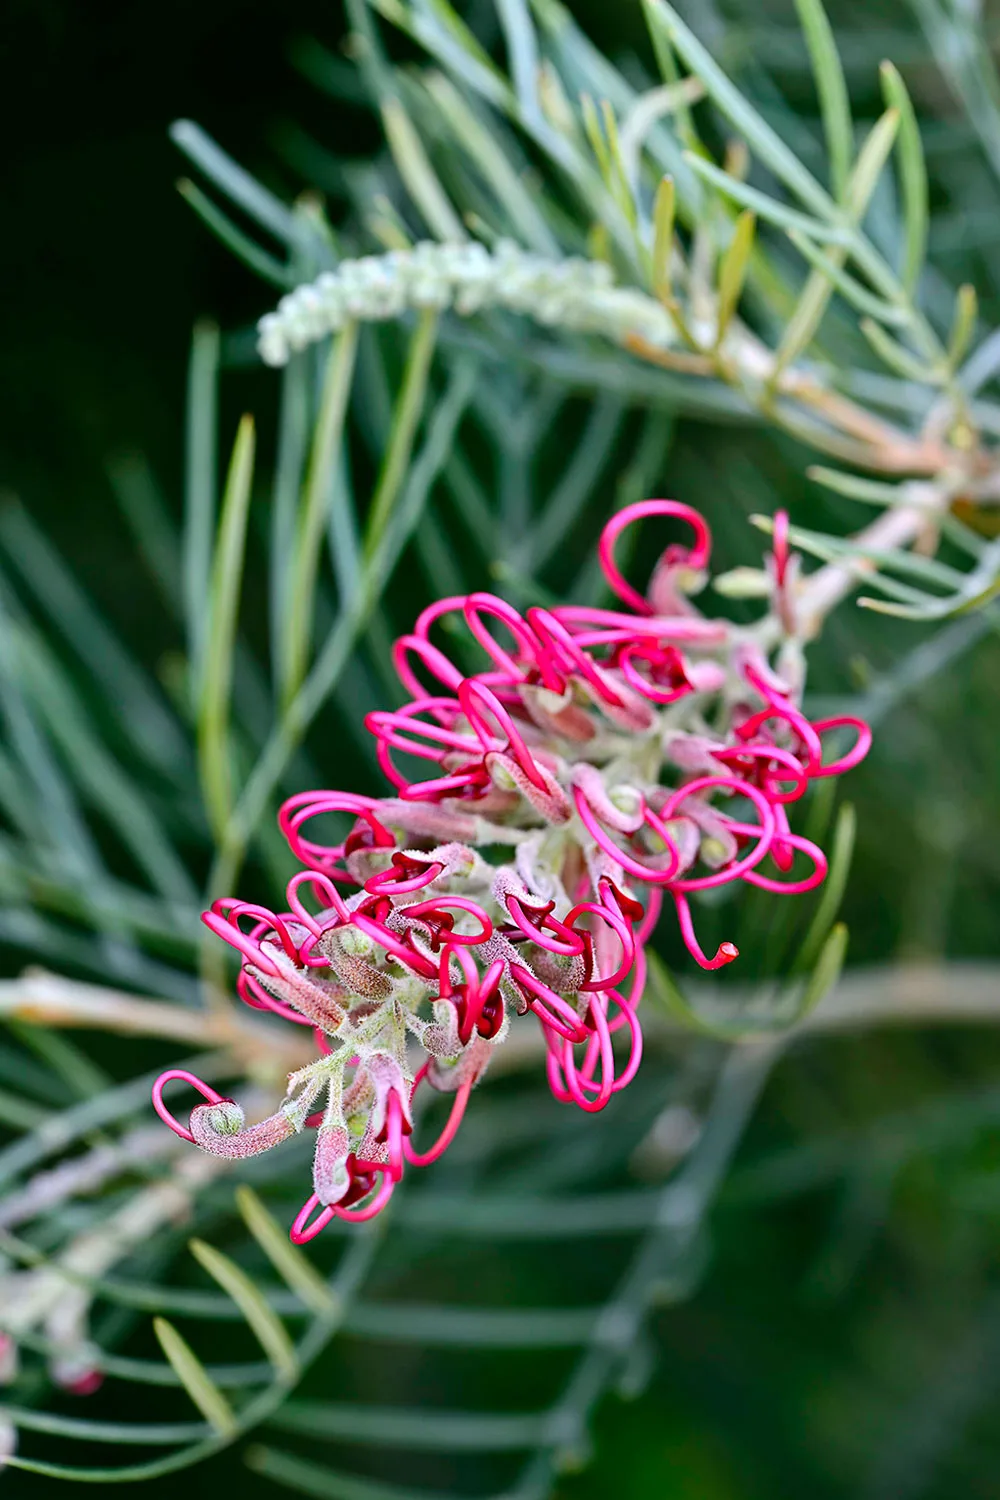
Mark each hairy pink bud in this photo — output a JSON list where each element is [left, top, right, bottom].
[[190, 1102, 294, 1158]]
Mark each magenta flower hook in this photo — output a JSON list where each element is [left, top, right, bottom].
[[598, 499, 712, 615]]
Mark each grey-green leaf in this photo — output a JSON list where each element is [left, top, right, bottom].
[[189, 1238, 298, 1378], [152, 1317, 238, 1436]]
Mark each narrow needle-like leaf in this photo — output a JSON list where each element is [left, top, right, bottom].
[[381, 97, 465, 242], [646, 0, 835, 218], [651, 176, 676, 303], [794, 0, 852, 198], [198, 415, 255, 840], [861, 317, 941, 383], [948, 284, 978, 370], [796, 922, 849, 1021], [879, 61, 928, 295], [189, 1239, 298, 1379], [236, 1186, 336, 1315], [176, 180, 291, 289], [363, 311, 438, 558], [772, 109, 899, 379], [683, 155, 850, 242], [787, 231, 908, 325], [715, 210, 755, 345], [184, 320, 220, 708], [794, 803, 856, 974], [152, 1317, 238, 1436], [281, 323, 358, 708]]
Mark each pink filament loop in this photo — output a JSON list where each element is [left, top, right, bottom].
[[404, 895, 493, 947], [350, 911, 438, 980], [509, 963, 590, 1045], [598, 500, 712, 616], [400, 767, 491, 803], [202, 901, 302, 975], [550, 995, 616, 1112], [572, 784, 683, 885], [713, 741, 810, 804], [525, 606, 624, 706], [439, 947, 505, 1044], [741, 831, 828, 894], [660, 776, 776, 891], [505, 894, 585, 957], [413, 594, 470, 641], [280, 790, 393, 872], [368, 698, 481, 763], [290, 1194, 336, 1243], [616, 640, 693, 705], [236, 967, 315, 1026], [635, 885, 663, 946], [772, 509, 790, 586], [290, 1160, 396, 1242], [673, 890, 739, 970], [812, 715, 872, 777], [566, 895, 636, 992], [333, 1173, 395, 1222], [552, 607, 728, 648], [462, 592, 547, 685], [458, 678, 549, 793], [404, 1063, 475, 1167], [547, 988, 644, 1111], [152, 1070, 226, 1144], [365, 854, 445, 896], [392, 632, 465, 700], [368, 705, 484, 799], [285, 870, 352, 956], [739, 666, 823, 775]]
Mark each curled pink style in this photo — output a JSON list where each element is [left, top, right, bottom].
[[290, 1163, 396, 1242], [350, 909, 439, 981], [741, 830, 828, 894], [438, 946, 505, 1045], [280, 790, 395, 872], [392, 631, 466, 699], [202, 900, 302, 975], [402, 895, 493, 949], [365, 852, 445, 895], [526, 605, 627, 707], [772, 509, 790, 587], [616, 638, 695, 705], [285, 869, 352, 949], [812, 716, 873, 776], [404, 1064, 475, 1166], [508, 963, 591, 1045], [659, 776, 777, 892], [152, 1070, 227, 1143], [567, 894, 636, 992], [463, 592, 548, 685], [598, 500, 712, 616], [712, 741, 811, 804], [673, 891, 740, 971], [504, 892, 585, 957], [458, 678, 550, 792], [572, 782, 683, 885]]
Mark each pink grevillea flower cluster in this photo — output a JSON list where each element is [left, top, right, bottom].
[[153, 501, 870, 1241]]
